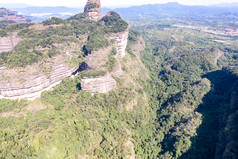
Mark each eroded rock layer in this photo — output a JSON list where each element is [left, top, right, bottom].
[[84, 0, 102, 21], [0, 36, 20, 53], [0, 59, 77, 100], [109, 28, 129, 58], [81, 74, 116, 93]]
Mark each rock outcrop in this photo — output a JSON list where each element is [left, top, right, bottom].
[[110, 62, 123, 77], [85, 47, 111, 71], [0, 35, 20, 53], [81, 9, 129, 93], [0, 2, 129, 98], [0, 8, 31, 23], [81, 74, 116, 93], [84, 0, 102, 21], [0, 56, 77, 100], [109, 27, 129, 58]]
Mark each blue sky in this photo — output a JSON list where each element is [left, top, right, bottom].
[[1, 0, 238, 8]]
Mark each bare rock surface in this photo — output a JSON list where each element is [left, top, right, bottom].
[[0, 55, 77, 100], [110, 62, 123, 77], [81, 74, 116, 93], [85, 47, 111, 71], [0, 35, 20, 53], [81, 27, 129, 93], [109, 27, 129, 58]]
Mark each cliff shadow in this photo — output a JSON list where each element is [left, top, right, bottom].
[[179, 70, 237, 159]]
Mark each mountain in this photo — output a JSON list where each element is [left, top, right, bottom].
[[215, 2, 238, 8], [0, 1, 144, 158], [4, 2, 238, 23], [10, 7, 83, 23], [0, 0, 238, 158], [110, 2, 238, 20], [0, 0, 129, 100], [0, 8, 31, 23]]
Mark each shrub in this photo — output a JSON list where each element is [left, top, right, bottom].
[[100, 11, 129, 34], [84, 3, 99, 11], [42, 17, 64, 25], [86, 30, 109, 51], [81, 70, 106, 78]]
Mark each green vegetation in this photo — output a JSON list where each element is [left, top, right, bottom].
[[0, 11, 128, 66], [131, 23, 238, 158], [0, 23, 34, 37], [128, 29, 140, 44], [0, 99, 29, 113], [100, 11, 129, 34], [66, 13, 88, 21], [0, 8, 238, 159], [42, 17, 64, 25], [85, 11, 128, 51], [0, 15, 96, 68], [86, 30, 109, 51], [105, 49, 117, 72], [84, 3, 99, 11], [0, 20, 15, 29], [80, 70, 106, 78]]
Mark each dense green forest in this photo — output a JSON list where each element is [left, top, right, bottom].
[[0, 12, 238, 159]]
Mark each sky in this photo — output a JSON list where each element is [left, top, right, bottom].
[[0, 0, 238, 8]]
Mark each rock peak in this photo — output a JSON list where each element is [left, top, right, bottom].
[[84, 0, 102, 21]]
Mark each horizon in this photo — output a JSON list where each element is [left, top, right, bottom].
[[1, 0, 238, 9]]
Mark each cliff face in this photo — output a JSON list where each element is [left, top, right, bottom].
[[0, 3, 129, 99], [109, 28, 129, 58], [0, 8, 31, 23], [0, 35, 20, 53], [81, 47, 119, 93], [84, 0, 102, 21], [0, 56, 77, 100], [81, 28, 129, 93], [81, 74, 116, 93], [85, 47, 111, 71], [80, 9, 129, 93]]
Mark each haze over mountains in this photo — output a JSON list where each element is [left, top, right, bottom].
[[1, 2, 238, 22]]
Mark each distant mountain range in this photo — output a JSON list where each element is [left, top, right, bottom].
[[0, 8, 31, 23], [110, 2, 238, 20], [0, 2, 238, 23], [10, 7, 83, 22], [214, 2, 238, 8]]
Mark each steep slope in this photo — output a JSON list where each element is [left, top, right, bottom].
[[0, 1, 148, 157], [80, 11, 129, 93], [0, 56, 77, 100], [0, 27, 148, 159], [0, 16, 89, 100], [0, 0, 129, 99]]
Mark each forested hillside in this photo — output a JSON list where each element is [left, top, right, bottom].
[[135, 23, 238, 158], [0, 5, 238, 159]]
